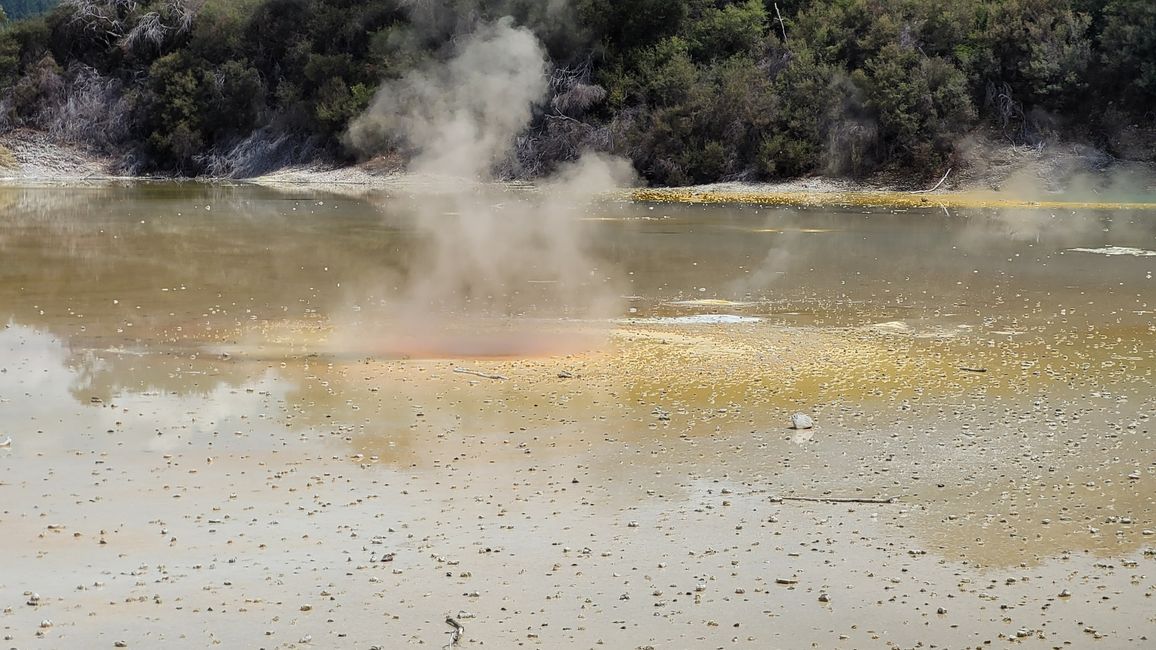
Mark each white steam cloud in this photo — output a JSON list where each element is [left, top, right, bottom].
[[342, 15, 635, 358], [348, 17, 548, 179]]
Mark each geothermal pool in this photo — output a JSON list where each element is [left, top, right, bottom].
[[0, 183, 1153, 648]]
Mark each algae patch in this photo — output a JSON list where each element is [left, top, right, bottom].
[[632, 187, 1156, 211]]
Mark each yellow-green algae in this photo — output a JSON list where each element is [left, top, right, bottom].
[[632, 187, 1156, 210]]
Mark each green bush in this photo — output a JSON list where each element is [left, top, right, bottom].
[[970, 0, 1092, 109], [758, 47, 841, 178], [577, 0, 689, 50], [687, 0, 767, 61], [637, 37, 698, 107], [1099, 0, 1156, 108], [862, 44, 976, 168]]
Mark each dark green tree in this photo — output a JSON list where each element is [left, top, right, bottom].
[[1099, 0, 1156, 107]]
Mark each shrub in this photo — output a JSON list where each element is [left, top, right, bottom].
[[758, 47, 841, 178], [1099, 0, 1156, 108], [862, 44, 975, 169], [971, 0, 1092, 110], [635, 37, 697, 107], [687, 0, 767, 62]]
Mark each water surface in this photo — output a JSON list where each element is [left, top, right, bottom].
[[1, 183, 1153, 648]]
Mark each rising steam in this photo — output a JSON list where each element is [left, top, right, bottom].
[[347, 17, 547, 179], [342, 15, 635, 358]]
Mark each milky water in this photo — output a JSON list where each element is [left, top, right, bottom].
[[3, 183, 1153, 331], [0, 183, 1153, 648]]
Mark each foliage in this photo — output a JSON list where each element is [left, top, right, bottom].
[[0, 1, 57, 22], [860, 44, 975, 168], [0, 0, 1148, 180], [687, 0, 767, 61], [755, 47, 837, 177], [626, 51, 778, 184], [969, 0, 1093, 109], [1099, 0, 1156, 108]]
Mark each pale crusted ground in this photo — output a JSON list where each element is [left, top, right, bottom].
[[2, 317, 1153, 649], [0, 130, 120, 181]]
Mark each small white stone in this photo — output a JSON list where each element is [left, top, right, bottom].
[[790, 413, 814, 429]]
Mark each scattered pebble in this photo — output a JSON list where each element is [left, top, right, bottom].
[[789, 413, 813, 430]]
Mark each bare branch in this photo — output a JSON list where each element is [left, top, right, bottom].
[[911, 167, 951, 194], [773, 3, 788, 44], [120, 11, 167, 52], [551, 83, 607, 117]]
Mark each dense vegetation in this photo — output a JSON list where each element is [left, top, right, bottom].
[[0, 0, 1153, 182], [0, 1, 57, 22]]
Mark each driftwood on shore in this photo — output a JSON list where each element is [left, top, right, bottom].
[[444, 616, 464, 648], [453, 367, 507, 381], [912, 167, 952, 194], [771, 495, 898, 504]]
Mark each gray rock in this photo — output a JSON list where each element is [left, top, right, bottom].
[[790, 413, 813, 429]]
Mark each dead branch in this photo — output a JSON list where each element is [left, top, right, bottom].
[[453, 368, 507, 381], [771, 495, 898, 504], [774, 3, 788, 45], [120, 11, 167, 52], [551, 83, 607, 117], [443, 616, 464, 649], [64, 0, 137, 35], [912, 167, 951, 194], [549, 55, 594, 93], [167, 0, 204, 34], [545, 111, 591, 128], [40, 65, 130, 151]]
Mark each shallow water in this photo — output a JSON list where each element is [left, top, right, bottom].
[[1, 183, 1153, 648]]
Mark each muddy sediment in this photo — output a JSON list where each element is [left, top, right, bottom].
[[2, 315, 1152, 648]]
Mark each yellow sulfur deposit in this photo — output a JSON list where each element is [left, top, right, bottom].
[[631, 188, 1156, 211]]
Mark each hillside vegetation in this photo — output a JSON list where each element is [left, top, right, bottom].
[[1, 0, 1153, 182], [0, 1, 57, 22]]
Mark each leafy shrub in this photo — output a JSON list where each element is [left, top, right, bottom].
[[758, 47, 841, 178], [687, 0, 767, 61], [862, 44, 975, 168], [1099, 0, 1156, 108]]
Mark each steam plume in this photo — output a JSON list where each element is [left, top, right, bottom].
[[347, 17, 547, 179], [342, 15, 635, 358]]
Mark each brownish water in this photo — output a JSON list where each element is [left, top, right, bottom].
[[1, 183, 1153, 648]]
